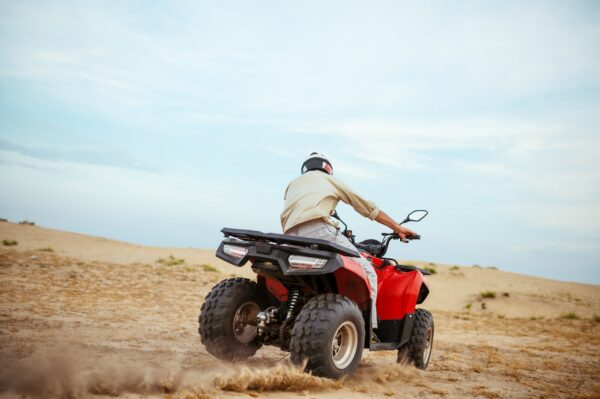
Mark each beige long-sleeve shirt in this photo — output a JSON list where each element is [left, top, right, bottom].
[[280, 171, 380, 233]]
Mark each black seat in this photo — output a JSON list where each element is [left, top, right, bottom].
[[355, 239, 383, 257]]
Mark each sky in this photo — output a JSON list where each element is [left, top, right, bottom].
[[1, 1, 599, 284]]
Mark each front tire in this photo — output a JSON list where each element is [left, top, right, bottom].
[[407, 308, 434, 369], [290, 294, 365, 379], [198, 277, 267, 361]]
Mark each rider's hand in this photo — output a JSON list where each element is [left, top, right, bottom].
[[375, 210, 418, 242], [394, 226, 417, 242]]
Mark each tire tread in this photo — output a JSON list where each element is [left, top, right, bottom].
[[198, 277, 265, 361], [290, 293, 364, 378], [408, 308, 434, 369]]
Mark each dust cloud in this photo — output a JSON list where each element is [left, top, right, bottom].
[[0, 341, 340, 398]]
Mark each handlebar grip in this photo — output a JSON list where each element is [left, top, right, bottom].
[[384, 232, 420, 240]]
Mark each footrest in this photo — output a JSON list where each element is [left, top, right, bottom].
[[369, 341, 400, 351]]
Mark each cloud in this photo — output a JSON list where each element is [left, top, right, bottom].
[[285, 110, 600, 236], [2, 1, 599, 121], [0, 139, 158, 172], [0, 149, 281, 235]]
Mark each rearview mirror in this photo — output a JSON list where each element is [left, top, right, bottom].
[[400, 210, 428, 224]]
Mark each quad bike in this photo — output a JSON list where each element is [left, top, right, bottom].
[[198, 210, 433, 379]]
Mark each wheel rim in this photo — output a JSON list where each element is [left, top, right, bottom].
[[423, 326, 433, 364], [232, 301, 260, 343], [331, 321, 358, 369]]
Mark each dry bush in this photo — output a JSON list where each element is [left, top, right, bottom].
[[3, 239, 18, 246], [157, 255, 185, 266], [201, 264, 218, 273], [560, 312, 580, 320], [480, 291, 496, 299]]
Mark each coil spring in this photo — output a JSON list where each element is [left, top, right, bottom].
[[279, 289, 300, 346], [286, 289, 300, 320]]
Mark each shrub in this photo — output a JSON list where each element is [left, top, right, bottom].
[[450, 265, 460, 271], [423, 266, 437, 274], [480, 291, 496, 299], [593, 315, 600, 323], [201, 264, 218, 272], [2, 239, 18, 246], [497, 314, 505, 319], [0, 218, 7, 222], [502, 292, 510, 297], [18, 220, 35, 226], [472, 264, 481, 268], [560, 312, 580, 320], [428, 262, 436, 266], [486, 266, 498, 270], [157, 255, 185, 266], [39, 247, 54, 252], [465, 303, 472, 310]]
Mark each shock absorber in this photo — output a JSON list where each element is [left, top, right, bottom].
[[286, 289, 300, 320], [279, 288, 300, 346]]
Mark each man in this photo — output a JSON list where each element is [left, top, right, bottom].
[[280, 152, 417, 333]]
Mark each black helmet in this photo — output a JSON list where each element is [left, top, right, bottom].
[[301, 152, 333, 175]]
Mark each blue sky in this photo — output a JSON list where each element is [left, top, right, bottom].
[[1, 1, 599, 284]]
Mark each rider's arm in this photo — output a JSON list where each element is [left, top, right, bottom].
[[374, 210, 416, 242], [330, 177, 380, 220], [330, 176, 417, 240]]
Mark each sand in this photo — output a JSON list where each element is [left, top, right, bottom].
[[1, 221, 599, 398]]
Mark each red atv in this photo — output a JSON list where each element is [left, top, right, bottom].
[[198, 210, 433, 379]]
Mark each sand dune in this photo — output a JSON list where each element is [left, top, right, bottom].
[[1, 221, 599, 398]]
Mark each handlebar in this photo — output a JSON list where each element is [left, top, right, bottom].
[[333, 210, 426, 257], [382, 232, 421, 241]]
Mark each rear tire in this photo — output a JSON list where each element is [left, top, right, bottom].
[[407, 308, 434, 369], [290, 294, 365, 379], [198, 277, 267, 361]]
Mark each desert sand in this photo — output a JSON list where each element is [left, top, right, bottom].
[[1, 221, 599, 398]]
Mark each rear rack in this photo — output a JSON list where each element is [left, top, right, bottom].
[[221, 227, 360, 257]]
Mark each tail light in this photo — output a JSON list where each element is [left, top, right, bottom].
[[288, 255, 327, 269], [223, 244, 248, 259]]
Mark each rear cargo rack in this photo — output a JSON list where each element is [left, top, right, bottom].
[[221, 227, 360, 257]]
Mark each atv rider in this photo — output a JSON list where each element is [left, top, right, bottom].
[[281, 152, 417, 333]]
